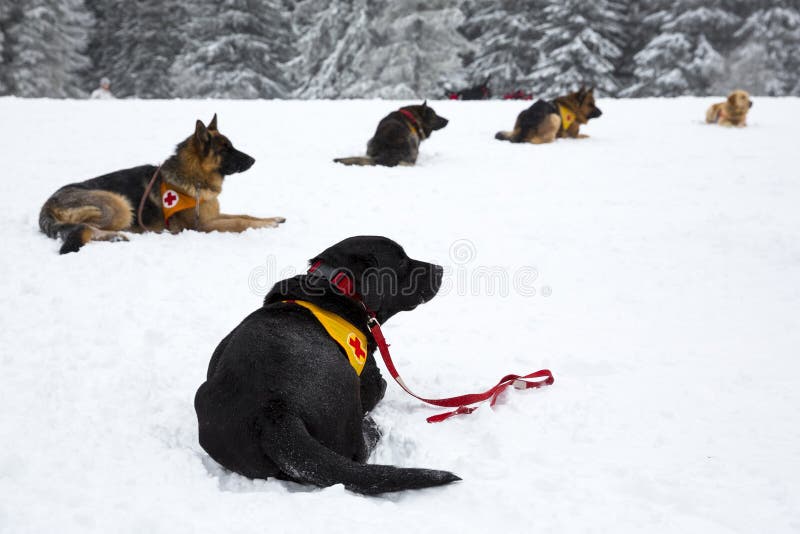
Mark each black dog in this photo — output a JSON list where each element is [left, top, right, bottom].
[[445, 76, 492, 100], [333, 102, 448, 167], [195, 236, 460, 494]]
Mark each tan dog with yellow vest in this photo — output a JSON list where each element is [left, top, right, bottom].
[[39, 114, 285, 254], [495, 87, 603, 144]]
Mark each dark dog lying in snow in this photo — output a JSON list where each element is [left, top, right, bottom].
[[333, 102, 448, 167], [195, 236, 460, 494]]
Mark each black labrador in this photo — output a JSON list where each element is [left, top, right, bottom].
[[195, 236, 460, 494]]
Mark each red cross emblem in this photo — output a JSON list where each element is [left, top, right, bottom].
[[162, 189, 179, 208], [348, 334, 366, 362]]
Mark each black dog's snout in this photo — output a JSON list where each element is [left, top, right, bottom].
[[426, 263, 444, 299], [244, 155, 256, 169]]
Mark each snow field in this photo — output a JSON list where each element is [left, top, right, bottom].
[[0, 97, 798, 533]]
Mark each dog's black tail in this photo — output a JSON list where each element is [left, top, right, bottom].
[[261, 411, 460, 495], [39, 204, 93, 254], [333, 156, 377, 166], [495, 131, 515, 142]]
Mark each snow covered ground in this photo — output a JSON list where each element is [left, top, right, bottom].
[[1, 97, 798, 533]]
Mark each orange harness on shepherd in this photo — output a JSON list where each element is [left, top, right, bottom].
[[138, 165, 203, 231], [159, 182, 201, 227]]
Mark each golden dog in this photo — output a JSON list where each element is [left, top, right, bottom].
[[706, 90, 753, 127]]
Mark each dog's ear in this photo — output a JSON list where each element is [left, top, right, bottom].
[[422, 100, 428, 108], [195, 120, 210, 145], [728, 93, 737, 105], [208, 113, 218, 131]]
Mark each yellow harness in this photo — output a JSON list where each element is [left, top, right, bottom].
[[558, 104, 576, 131], [286, 300, 368, 375], [160, 182, 200, 225]]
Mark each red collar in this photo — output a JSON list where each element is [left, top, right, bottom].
[[398, 109, 425, 138], [308, 260, 357, 299]]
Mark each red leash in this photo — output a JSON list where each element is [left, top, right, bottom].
[[138, 165, 162, 232], [307, 260, 555, 423], [367, 316, 554, 423]]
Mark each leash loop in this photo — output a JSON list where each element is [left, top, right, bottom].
[[367, 317, 554, 423]]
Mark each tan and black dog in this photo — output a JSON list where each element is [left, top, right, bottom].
[[706, 90, 753, 127], [39, 115, 285, 254], [495, 87, 602, 144], [334, 102, 448, 167]]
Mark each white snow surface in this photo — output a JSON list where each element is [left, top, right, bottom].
[[1, 97, 799, 533]]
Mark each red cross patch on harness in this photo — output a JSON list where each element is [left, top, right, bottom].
[[558, 104, 576, 131], [162, 189, 179, 208], [348, 334, 367, 363], [159, 182, 199, 224]]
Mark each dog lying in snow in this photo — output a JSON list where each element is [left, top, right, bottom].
[[333, 102, 449, 167], [706, 89, 753, 127], [39, 114, 285, 254], [194, 236, 460, 494], [495, 86, 602, 144]]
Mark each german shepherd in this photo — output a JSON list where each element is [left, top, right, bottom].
[[706, 89, 753, 127], [39, 115, 285, 254], [495, 86, 602, 144], [195, 236, 459, 494], [333, 102, 449, 167]]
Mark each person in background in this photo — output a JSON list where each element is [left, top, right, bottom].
[[90, 77, 115, 99]]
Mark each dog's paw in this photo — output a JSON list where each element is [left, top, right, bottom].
[[94, 230, 129, 243], [253, 217, 286, 229], [362, 416, 382, 453]]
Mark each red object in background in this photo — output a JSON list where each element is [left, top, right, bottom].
[[503, 90, 533, 100]]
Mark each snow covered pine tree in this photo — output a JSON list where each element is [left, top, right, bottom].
[[0, 3, 11, 94], [2, 0, 800, 98], [458, 0, 544, 96], [171, 0, 293, 99], [528, 0, 628, 97], [623, 0, 741, 97], [6, 0, 93, 97], [90, 0, 185, 98], [292, 0, 470, 99], [725, 3, 800, 96]]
